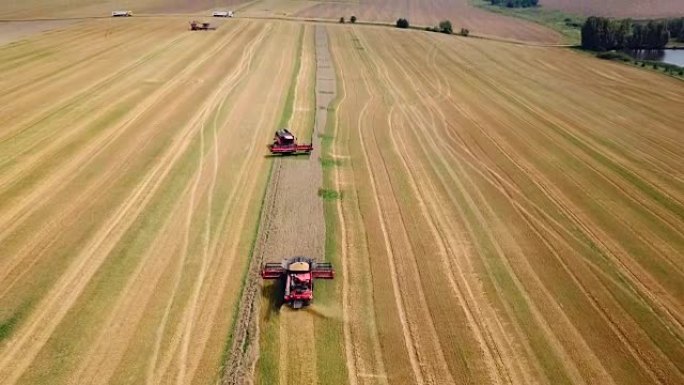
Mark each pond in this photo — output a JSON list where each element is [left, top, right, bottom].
[[623, 49, 684, 67]]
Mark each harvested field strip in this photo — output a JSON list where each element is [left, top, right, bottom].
[[254, 25, 345, 385], [277, 25, 320, 385], [254, 25, 306, 385], [255, 23, 315, 385], [312, 25, 348, 385], [0, 21, 254, 315], [0, 18, 300, 385], [328, 25, 683, 385]]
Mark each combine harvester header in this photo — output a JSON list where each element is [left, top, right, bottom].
[[261, 257, 334, 309]]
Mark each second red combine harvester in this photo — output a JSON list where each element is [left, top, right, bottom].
[[261, 257, 334, 309], [268, 128, 313, 155], [189, 20, 216, 30]]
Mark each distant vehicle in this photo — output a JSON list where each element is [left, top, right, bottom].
[[189, 20, 216, 31], [212, 11, 234, 17], [111, 10, 132, 17]]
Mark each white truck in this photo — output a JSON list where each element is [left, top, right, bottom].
[[111, 10, 132, 17], [212, 11, 234, 17]]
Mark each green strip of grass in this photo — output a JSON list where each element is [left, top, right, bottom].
[[278, 27, 306, 129], [470, 0, 584, 44], [217, 161, 274, 381], [314, 34, 349, 383]]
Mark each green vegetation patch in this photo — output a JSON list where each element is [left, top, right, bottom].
[[471, 0, 584, 43], [318, 188, 343, 200], [315, 49, 349, 383], [320, 156, 343, 168]]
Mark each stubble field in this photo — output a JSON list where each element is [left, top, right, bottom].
[[0, 2, 683, 385], [323, 24, 684, 385], [0, 17, 299, 385]]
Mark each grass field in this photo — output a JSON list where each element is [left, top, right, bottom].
[[0, 2, 682, 385]]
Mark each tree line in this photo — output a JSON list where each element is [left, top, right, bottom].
[[489, 0, 538, 8], [581, 17, 684, 51]]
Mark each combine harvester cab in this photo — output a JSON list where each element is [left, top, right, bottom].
[[261, 257, 334, 309], [268, 128, 313, 155], [111, 10, 132, 17]]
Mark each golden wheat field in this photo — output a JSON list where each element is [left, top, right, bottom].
[[0, 1, 682, 385]]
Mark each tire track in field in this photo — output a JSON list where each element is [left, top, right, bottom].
[[376, 34, 518, 385], [387, 112, 510, 385], [0, 21, 185, 143], [0, 26, 192, 223], [153, 24, 295, 384], [432, 108, 681, 382], [175, 24, 272, 385], [403, 58, 611, 385], [362, 31, 586, 384], [433, 42, 684, 338], [360, 29, 506, 384], [0, 23, 261, 385], [0, 21, 166, 111], [346, 29, 425, 385], [0, 29, 194, 183], [327, 38, 372, 385], [66, 187, 192, 385], [400, 32, 680, 380], [423, 36, 684, 336], [383, 33, 610, 384], [446, 41, 684, 240], [461, 42, 682, 185], [0, 23, 249, 289], [0, 27, 191, 179], [139, 24, 272, 385]]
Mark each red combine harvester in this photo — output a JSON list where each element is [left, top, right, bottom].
[[268, 129, 313, 155], [261, 257, 334, 309], [189, 20, 216, 30]]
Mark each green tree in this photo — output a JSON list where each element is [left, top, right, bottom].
[[439, 20, 453, 34], [396, 18, 409, 29], [350, 15, 357, 23]]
